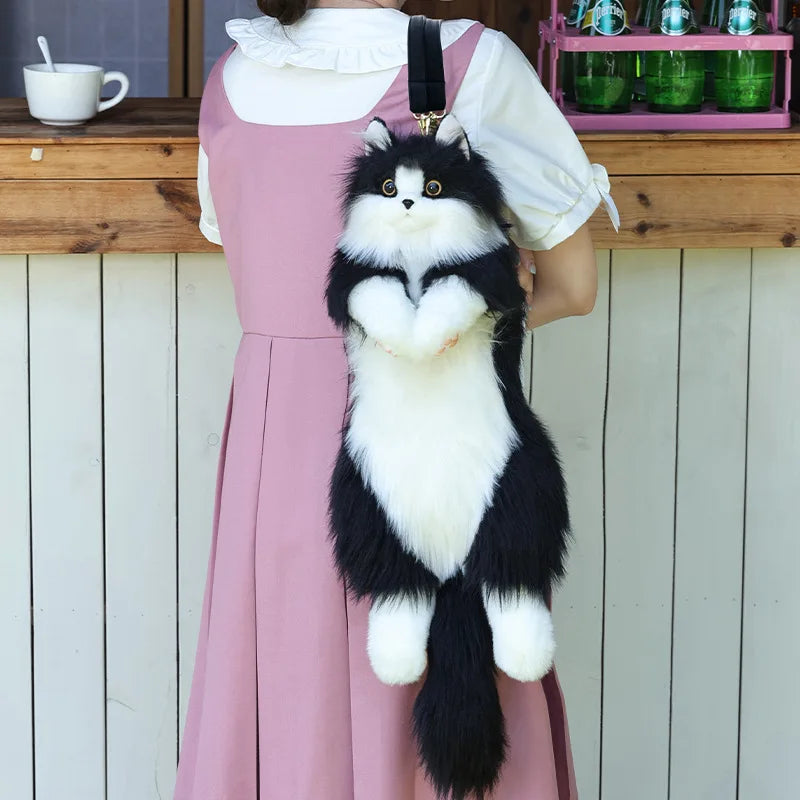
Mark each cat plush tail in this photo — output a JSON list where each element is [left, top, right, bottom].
[[413, 575, 506, 800]]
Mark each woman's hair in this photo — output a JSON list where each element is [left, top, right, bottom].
[[258, 0, 310, 24]]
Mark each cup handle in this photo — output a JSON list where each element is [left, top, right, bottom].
[[98, 71, 130, 113]]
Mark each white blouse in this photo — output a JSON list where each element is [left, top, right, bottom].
[[198, 8, 618, 251]]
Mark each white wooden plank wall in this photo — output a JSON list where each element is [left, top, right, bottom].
[[739, 249, 800, 800], [103, 254, 178, 799], [533, 250, 611, 796], [671, 250, 750, 800], [604, 249, 681, 800], [29, 255, 106, 800], [0, 255, 34, 800], [0, 249, 798, 800]]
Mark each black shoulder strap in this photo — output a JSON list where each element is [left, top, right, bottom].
[[408, 16, 446, 115]]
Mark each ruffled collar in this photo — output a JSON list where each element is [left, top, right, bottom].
[[225, 10, 477, 74]]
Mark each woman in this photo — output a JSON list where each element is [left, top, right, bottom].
[[177, 2, 617, 799]]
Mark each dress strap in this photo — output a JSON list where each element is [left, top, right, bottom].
[[443, 23, 485, 112], [377, 22, 485, 124]]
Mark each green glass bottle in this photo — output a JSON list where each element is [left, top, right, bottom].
[[637, 0, 662, 27], [702, 0, 727, 24], [574, 0, 636, 112], [702, 0, 728, 99], [563, 0, 591, 103], [646, 0, 705, 111], [716, 0, 774, 111], [635, 0, 661, 101]]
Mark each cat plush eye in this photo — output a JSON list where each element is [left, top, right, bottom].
[[382, 179, 398, 197], [425, 180, 443, 197]]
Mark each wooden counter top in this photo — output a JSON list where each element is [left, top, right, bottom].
[[1, 98, 798, 253]]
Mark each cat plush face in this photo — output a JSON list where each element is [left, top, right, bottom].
[[338, 115, 508, 266]]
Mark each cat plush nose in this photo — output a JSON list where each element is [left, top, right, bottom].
[[403, 199, 415, 210]]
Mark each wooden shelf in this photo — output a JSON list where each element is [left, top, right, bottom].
[[0, 98, 798, 253], [0, 98, 202, 143]]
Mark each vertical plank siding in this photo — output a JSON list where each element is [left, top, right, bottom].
[[1, 248, 798, 800], [102, 254, 179, 800], [670, 250, 750, 800], [533, 251, 611, 800], [602, 250, 680, 800], [28, 255, 106, 799], [739, 250, 800, 800], [0, 256, 34, 799]]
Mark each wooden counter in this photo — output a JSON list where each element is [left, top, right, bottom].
[[0, 98, 798, 253]]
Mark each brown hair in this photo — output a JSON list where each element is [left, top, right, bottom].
[[258, 0, 311, 24]]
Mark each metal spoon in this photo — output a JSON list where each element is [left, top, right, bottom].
[[37, 35, 56, 72]]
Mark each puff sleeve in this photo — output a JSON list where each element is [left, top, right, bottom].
[[197, 144, 223, 246], [462, 31, 619, 251]]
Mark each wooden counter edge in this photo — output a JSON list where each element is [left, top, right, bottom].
[[0, 174, 797, 252]]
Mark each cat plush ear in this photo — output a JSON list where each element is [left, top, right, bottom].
[[363, 118, 394, 154], [435, 114, 471, 160]]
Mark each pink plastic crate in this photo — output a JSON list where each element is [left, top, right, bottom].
[[538, 0, 794, 130]]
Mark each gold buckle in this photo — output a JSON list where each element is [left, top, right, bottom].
[[413, 111, 446, 136]]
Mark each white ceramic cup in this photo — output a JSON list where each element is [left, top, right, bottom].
[[23, 63, 130, 126]]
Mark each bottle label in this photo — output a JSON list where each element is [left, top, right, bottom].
[[567, 0, 590, 26], [657, 0, 696, 34], [725, 0, 765, 34], [581, 0, 631, 35]]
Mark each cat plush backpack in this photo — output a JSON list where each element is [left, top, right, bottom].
[[325, 17, 570, 800]]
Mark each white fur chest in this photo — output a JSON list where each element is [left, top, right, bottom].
[[345, 319, 519, 582]]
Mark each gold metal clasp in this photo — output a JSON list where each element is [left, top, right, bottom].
[[413, 111, 446, 136]]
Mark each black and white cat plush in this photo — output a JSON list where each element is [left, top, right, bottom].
[[325, 115, 570, 800]]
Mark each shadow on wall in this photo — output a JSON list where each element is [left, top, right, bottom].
[[0, 0, 171, 97]]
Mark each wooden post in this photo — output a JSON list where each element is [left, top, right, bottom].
[[168, 0, 187, 97], [187, 0, 205, 97], [170, 0, 205, 98]]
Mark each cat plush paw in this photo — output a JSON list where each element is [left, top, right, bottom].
[[484, 591, 555, 682], [367, 596, 435, 685], [411, 275, 488, 358], [348, 276, 415, 357]]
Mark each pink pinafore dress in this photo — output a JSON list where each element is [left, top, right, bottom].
[[175, 22, 578, 800]]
